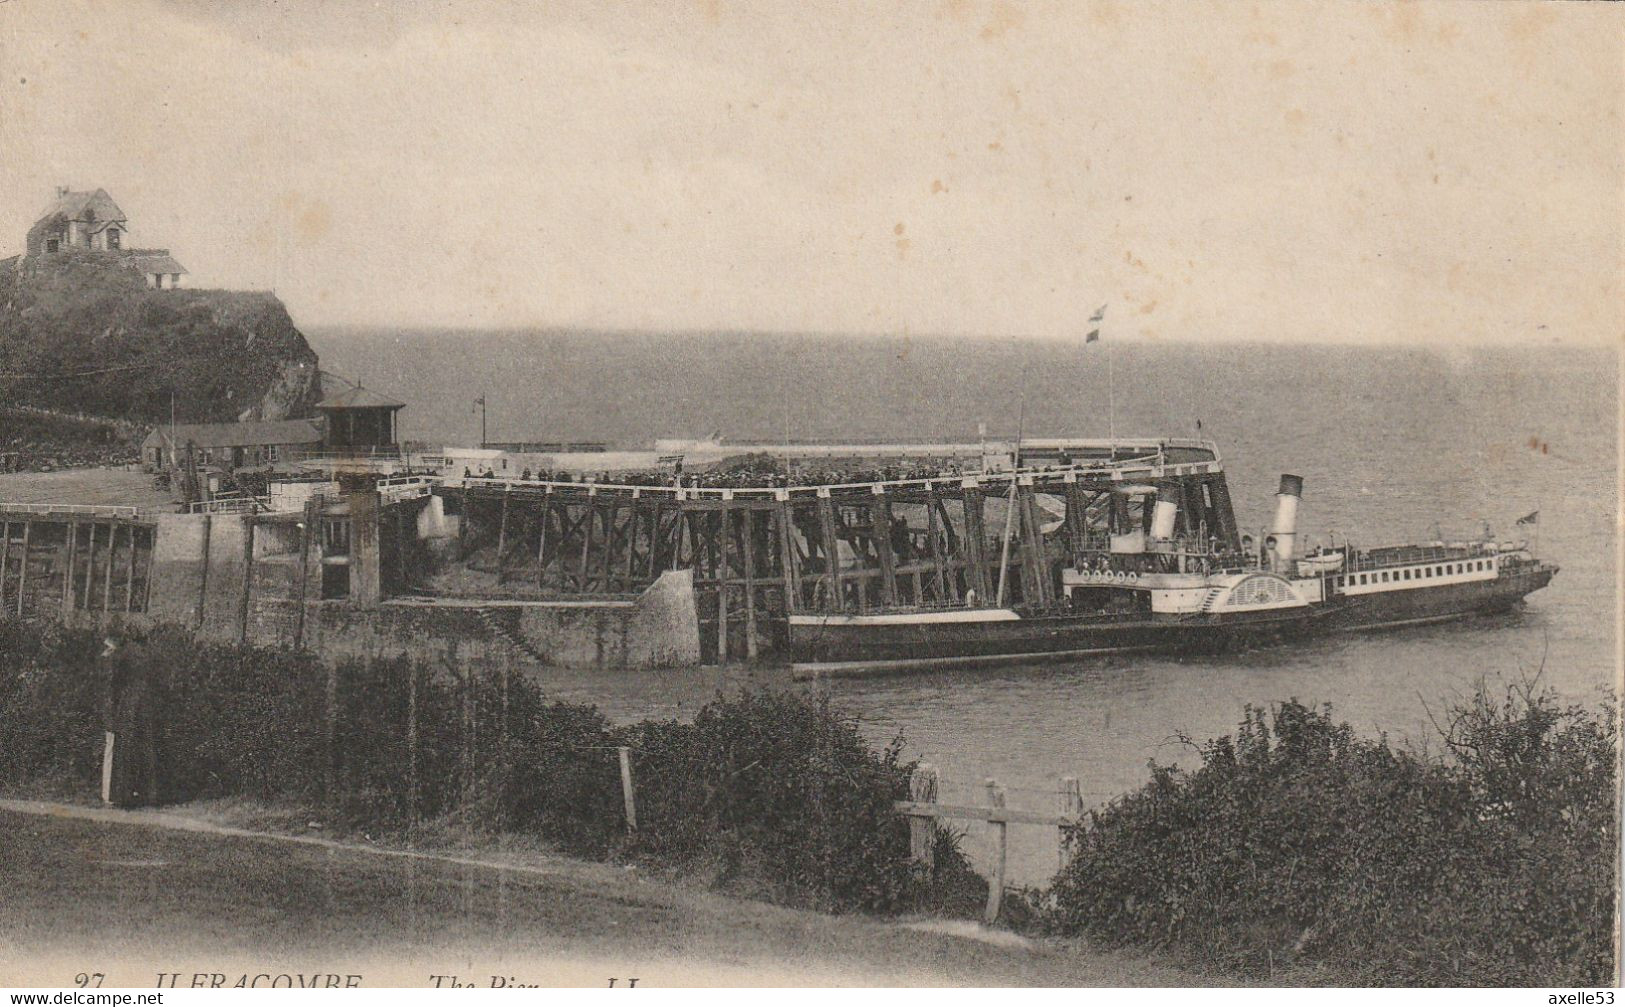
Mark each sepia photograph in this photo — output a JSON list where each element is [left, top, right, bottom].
[[0, 0, 1619, 992]]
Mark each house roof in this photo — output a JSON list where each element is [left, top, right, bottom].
[[142, 419, 325, 450], [125, 252, 188, 275], [315, 370, 405, 410], [36, 188, 127, 228]]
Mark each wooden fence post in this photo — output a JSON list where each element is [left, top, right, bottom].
[[406, 660, 419, 825], [324, 660, 339, 820], [907, 763, 939, 870], [618, 746, 637, 832], [500, 649, 511, 809], [1059, 776, 1083, 870], [984, 777, 1007, 925], [461, 653, 474, 828], [16, 521, 29, 617]]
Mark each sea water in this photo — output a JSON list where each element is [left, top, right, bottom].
[[312, 329, 1617, 884]]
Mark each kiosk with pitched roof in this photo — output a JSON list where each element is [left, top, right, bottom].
[[314, 372, 405, 452]]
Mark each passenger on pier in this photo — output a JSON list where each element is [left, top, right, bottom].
[[521, 468, 532, 481], [462, 468, 472, 479]]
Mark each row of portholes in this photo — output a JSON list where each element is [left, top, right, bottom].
[[1075, 570, 1141, 583], [1338, 559, 1490, 589]]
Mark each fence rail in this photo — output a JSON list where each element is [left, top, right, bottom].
[[895, 764, 1085, 924], [892, 800, 1065, 827]]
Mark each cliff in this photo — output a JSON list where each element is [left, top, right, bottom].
[[0, 250, 320, 424]]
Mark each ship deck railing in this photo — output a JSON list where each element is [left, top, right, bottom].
[[1341, 541, 1524, 572], [1073, 537, 1252, 574]]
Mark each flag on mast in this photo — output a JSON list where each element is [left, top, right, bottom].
[[1516, 510, 1540, 526], [1085, 304, 1106, 343]]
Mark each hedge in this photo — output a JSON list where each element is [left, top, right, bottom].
[[1044, 690, 1617, 986], [0, 622, 981, 916]]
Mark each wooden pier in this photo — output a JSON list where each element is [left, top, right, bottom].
[[427, 445, 1239, 663], [0, 506, 156, 621]]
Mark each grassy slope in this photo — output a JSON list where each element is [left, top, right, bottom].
[[0, 802, 1217, 988]]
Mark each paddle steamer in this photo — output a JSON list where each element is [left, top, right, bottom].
[[786, 449, 1557, 674]]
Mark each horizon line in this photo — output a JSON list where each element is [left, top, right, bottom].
[[298, 322, 1613, 351]]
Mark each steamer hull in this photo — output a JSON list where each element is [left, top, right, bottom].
[[787, 606, 1320, 666], [787, 555, 1558, 672], [1325, 562, 1557, 632]]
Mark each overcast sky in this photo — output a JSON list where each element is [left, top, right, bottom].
[[1, 1, 1619, 345]]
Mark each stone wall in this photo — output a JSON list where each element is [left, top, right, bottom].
[[143, 513, 210, 628], [510, 569, 700, 669], [242, 572, 699, 672]]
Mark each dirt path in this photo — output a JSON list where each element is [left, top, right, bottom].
[[0, 799, 1216, 988]]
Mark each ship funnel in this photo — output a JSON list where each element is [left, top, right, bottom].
[[1269, 474, 1304, 568], [1151, 499, 1178, 540]]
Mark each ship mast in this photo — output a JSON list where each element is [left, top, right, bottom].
[[1108, 340, 1115, 445]]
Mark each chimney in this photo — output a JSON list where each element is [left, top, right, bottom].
[[55, 186, 69, 199], [1267, 474, 1304, 570]]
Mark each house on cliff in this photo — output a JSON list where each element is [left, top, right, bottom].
[[25, 186, 188, 288]]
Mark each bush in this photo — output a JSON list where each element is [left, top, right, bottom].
[[0, 623, 983, 920], [623, 690, 970, 913], [501, 699, 625, 856], [155, 629, 330, 804], [1045, 688, 1618, 986], [0, 621, 106, 790]]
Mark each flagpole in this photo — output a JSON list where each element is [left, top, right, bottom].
[[1084, 303, 1110, 446], [1108, 342, 1115, 445], [781, 365, 793, 481]]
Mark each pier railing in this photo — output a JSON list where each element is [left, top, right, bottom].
[[187, 495, 267, 515], [0, 502, 141, 519], [435, 451, 1221, 500]]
